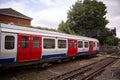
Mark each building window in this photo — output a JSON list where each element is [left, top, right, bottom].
[[33, 37, 39, 48], [22, 36, 28, 49], [58, 40, 66, 48], [78, 41, 83, 48], [85, 42, 88, 48], [5, 36, 15, 49], [43, 38, 55, 49]]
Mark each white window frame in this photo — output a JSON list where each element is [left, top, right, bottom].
[[58, 39, 67, 49], [78, 40, 84, 48], [43, 37, 56, 50]]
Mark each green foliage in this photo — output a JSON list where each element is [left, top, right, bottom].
[[67, 0, 85, 35], [34, 26, 57, 32], [58, 20, 76, 35], [105, 36, 119, 46], [67, 0, 108, 35], [57, 0, 120, 46], [58, 0, 109, 36]]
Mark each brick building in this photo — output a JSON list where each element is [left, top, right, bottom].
[[0, 8, 32, 26]]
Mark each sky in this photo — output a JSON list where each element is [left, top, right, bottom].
[[0, 0, 120, 38]]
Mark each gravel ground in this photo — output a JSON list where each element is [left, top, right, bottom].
[[0, 54, 107, 80]]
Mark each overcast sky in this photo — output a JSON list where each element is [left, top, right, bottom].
[[0, 0, 120, 38]]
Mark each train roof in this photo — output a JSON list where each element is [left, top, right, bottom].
[[0, 23, 99, 42]]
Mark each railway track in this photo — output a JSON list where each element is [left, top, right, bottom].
[[0, 55, 96, 75], [0, 54, 119, 80], [49, 57, 117, 80]]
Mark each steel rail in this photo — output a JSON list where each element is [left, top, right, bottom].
[[49, 58, 117, 80]]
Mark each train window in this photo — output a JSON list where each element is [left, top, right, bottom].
[[58, 40, 66, 48], [93, 42, 96, 47], [69, 40, 72, 48], [44, 39, 55, 49], [33, 37, 39, 48], [97, 42, 99, 47], [85, 42, 88, 48], [78, 41, 83, 48], [74, 41, 77, 48], [94, 42, 96, 47], [22, 36, 28, 49], [5, 36, 14, 49]]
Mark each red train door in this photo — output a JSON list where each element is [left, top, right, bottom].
[[67, 39, 77, 56], [31, 35, 42, 60], [17, 34, 42, 62], [89, 41, 93, 54]]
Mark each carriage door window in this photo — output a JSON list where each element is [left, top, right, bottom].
[[33, 37, 39, 48], [5, 36, 15, 49], [22, 36, 28, 49], [74, 41, 77, 48], [93, 42, 96, 47], [70, 40, 72, 48]]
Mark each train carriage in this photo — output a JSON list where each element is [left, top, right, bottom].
[[0, 23, 99, 68]]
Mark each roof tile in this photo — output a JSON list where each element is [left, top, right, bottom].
[[0, 8, 32, 20]]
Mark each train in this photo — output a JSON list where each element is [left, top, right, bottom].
[[0, 23, 99, 68]]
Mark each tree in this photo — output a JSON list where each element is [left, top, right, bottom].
[[67, 0, 85, 35], [105, 36, 119, 46], [58, 20, 75, 34], [57, 0, 119, 46], [67, 0, 108, 36], [83, 0, 108, 29]]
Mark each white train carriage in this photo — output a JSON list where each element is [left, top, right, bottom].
[[0, 23, 99, 66]]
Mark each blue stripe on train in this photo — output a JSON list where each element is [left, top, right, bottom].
[[42, 51, 88, 59], [42, 53, 66, 59], [77, 51, 88, 55], [77, 50, 99, 55], [0, 58, 14, 63], [93, 50, 99, 52]]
